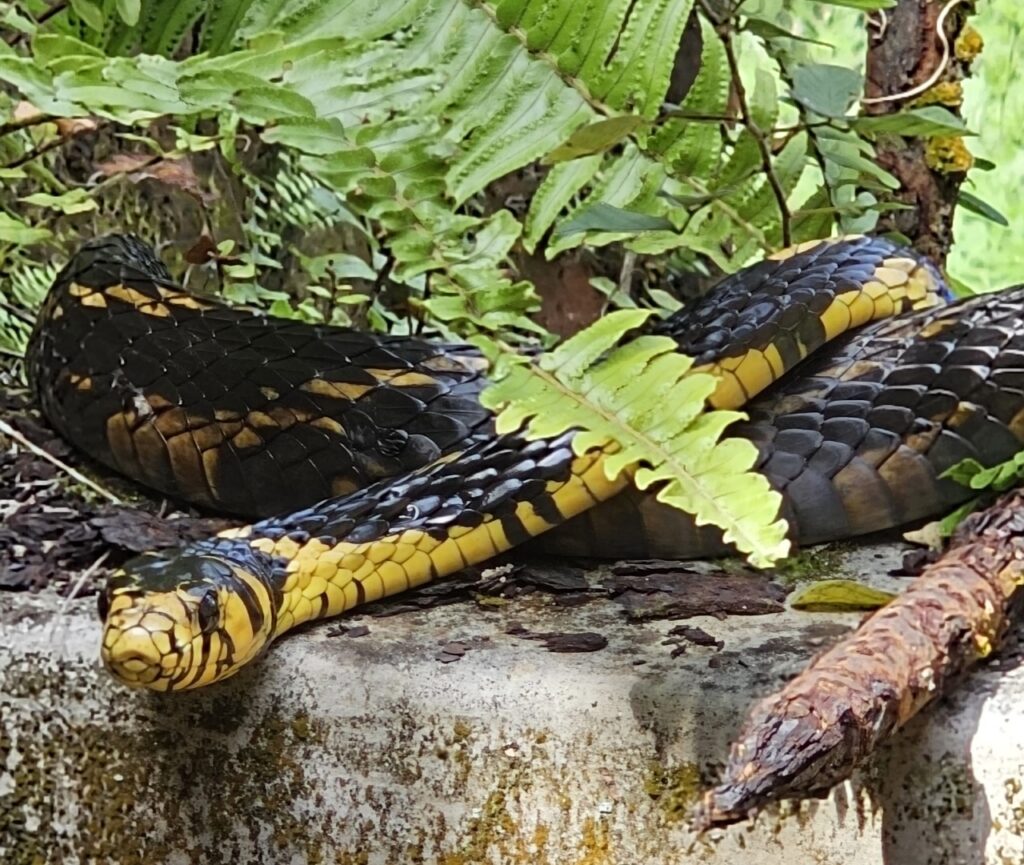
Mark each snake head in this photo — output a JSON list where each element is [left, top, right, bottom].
[[99, 540, 279, 691]]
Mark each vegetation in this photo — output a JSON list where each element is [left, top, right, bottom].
[[0, 0, 1007, 564]]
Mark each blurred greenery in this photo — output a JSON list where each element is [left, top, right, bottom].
[[758, 0, 1021, 292], [949, 0, 1022, 292]]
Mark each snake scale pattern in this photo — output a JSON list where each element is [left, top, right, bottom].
[[26, 234, 1024, 689]]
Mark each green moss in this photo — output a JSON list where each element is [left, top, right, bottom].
[[0, 655, 336, 865], [925, 136, 974, 174], [955, 24, 984, 63], [643, 760, 703, 821], [913, 81, 964, 108], [769, 544, 852, 587]]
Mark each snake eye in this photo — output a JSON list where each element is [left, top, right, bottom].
[[97, 590, 111, 622], [197, 591, 219, 634]]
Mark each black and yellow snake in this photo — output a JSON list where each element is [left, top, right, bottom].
[[26, 234, 1024, 690]]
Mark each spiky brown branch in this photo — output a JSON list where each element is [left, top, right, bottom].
[[693, 488, 1024, 830]]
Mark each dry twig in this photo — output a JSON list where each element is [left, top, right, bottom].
[[0, 417, 122, 505]]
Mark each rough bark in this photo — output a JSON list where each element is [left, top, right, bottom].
[[865, 0, 977, 265], [692, 490, 1024, 830]]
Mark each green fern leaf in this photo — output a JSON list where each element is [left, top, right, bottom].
[[481, 311, 792, 567]]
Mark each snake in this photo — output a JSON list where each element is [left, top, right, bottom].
[[25, 234, 1024, 691]]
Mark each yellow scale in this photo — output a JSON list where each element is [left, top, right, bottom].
[[699, 244, 945, 410], [231, 443, 629, 639]]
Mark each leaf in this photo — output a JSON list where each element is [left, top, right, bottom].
[[94, 154, 210, 202], [0, 213, 52, 244], [744, 16, 831, 46], [803, 0, 895, 8], [482, 311, 791, 567], [958, 190, 1009, 227], [543, 115, 646, 164], [553, 202, 676, 238], [116, 0, 141, 26], [19, 188, 97, 214], [70, 0, 104, 31], [790, 63, 863, 118], [853, 106, 973, 138], [789, 579, 897, 612], [261, 118, 347, 155]]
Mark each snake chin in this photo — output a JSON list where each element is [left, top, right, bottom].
[[100, 547, 279, 691]]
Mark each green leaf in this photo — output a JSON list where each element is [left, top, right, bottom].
[[0, 213, 52, 244], [482, 312, 791, 567], [260, 118, 347, 154], [853, 106, 972, 138], [70, 0, 104, 31], [543, 115, 646, 164], [789, 579, 896, 612], [116, 0, 141, 26], [802, 0, 895, 8], [743, 16, 831, 46], [553, 202, 676, 238], [19, 188, 97, 214], [958, 190, 1009, 227], [791, 63, 863, 118]]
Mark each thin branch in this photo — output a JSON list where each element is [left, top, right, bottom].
[[0, 112, 55, 138], [0, 417, 123, 504], [49, 549, 112, 650], [0, 298, 36, 325], [3, 136, 63, 170], [715, 16, 793, 246], [6, 1, 68, 47]]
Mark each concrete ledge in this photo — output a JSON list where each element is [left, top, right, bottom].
[[2, 544, 1023, 864]]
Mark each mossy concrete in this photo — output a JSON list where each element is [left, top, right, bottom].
[[1, 542, 1022, 864]]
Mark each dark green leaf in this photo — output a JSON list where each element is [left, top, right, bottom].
[[958, 190, 1009, 226], [803, 0, 895, 8], [791, 64, 863, 118], [853, 106, 972, 138], [544, 116, 646, 164], [553, 203, 676, 238], [744, 16, 831, 46]]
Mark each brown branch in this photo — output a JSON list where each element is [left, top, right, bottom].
[[703, 1, 792, 247], [2, 136, 63, 170], [0, 112, 55, 138], [692, 489, 1024, 830]]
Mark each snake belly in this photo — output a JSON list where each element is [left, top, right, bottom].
[[28, 233, 1024, 690]]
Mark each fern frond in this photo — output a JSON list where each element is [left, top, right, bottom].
[[480, 311, 792, 567]]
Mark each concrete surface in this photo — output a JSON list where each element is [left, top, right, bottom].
[[1, 542, 1023, 865]]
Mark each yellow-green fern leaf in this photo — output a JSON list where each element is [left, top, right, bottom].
[[481, 311, 791, 568]]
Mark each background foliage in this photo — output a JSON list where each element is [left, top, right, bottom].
[[0, 0, 996, 359]]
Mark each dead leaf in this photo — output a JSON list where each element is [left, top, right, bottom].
[[94, 154, 211, 203], [606, 567, 788, 621], [788, 579, 897, 612], [527, 631, 608, 653]]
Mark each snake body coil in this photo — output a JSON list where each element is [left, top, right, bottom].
[[27, 235, 1024, 690]]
